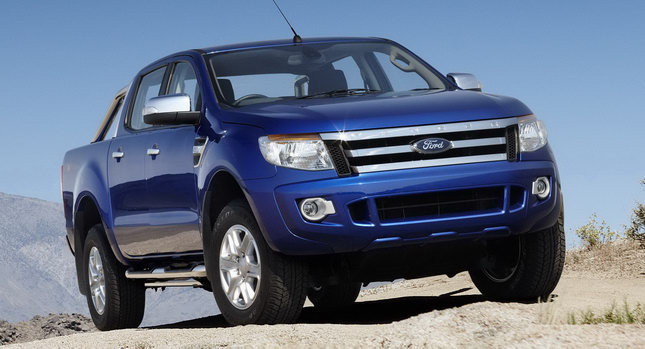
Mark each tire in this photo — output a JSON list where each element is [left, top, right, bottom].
[[308, 282, 361, 311], [204, 199, 307, 325], [83, 224, 145, 330], [468, 207, 565, 301]]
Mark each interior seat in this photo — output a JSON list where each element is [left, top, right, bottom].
[[307, 69, 348, 95]]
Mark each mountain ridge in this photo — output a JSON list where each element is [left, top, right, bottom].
[[0, 192, 218, 326]]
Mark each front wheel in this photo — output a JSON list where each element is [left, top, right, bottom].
[[83, 224, 145, 330], [469, 208, 565, 301], [204, 200, 307, 325]]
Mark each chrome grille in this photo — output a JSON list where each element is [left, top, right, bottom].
[[320, 117, 518, 174]]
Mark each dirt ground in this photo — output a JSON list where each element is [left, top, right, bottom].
[[6, 242, 645, 348]]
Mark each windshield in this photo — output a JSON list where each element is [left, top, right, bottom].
[[208, 41, 448, 107]]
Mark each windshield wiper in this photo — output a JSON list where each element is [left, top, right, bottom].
[[298, 88, 382, 99], [409, 87, 444, 91]]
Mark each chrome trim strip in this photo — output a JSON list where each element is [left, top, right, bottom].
[[353, 153, 507, 173], [193, 137, 208, 168], [320, 117, 518, 141], [345, 137, 506, 157], [453, 137, 506, 148], [126, 265, 206, 279], [145, 280, 203, 288]]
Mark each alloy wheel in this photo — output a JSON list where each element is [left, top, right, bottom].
[[219, 224, 262, 309], [88, 246, 106, 315]]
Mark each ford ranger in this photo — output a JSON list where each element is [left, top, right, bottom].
[[61, 37, 564, 330]]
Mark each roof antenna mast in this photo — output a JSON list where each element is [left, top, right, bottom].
[[272, 0, 302, 43]]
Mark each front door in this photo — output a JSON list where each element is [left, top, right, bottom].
[[143, 126, 201, 254]]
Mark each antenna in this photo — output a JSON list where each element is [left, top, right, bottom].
[[272, 0, 302, 43]]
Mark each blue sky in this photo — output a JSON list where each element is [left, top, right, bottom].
[[0, 1, 643, 245]]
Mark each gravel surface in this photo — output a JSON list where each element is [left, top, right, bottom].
[[6, 302, 644, 348], [4, 243, 644, 348]]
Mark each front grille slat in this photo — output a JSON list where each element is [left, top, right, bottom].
[[320, 117, 519, 174], [320, 117, 518, 141], [376, 187, 505, 222], [353, 153, 508, 174]]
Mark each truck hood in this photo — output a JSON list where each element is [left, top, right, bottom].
[[218, 90, 532, 134]]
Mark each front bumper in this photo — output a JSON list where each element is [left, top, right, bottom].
[[245, 159, 561, 255]]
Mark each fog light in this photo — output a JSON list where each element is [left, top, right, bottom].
[[299, 198, 336, 222], [532, 177, 551, 200]]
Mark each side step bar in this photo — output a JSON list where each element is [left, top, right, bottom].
[[125, 265, 206, 280], [125, 265, 207, 288]]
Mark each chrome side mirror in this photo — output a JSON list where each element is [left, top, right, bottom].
[[447, 73, 482, 92], [143, 94, 200, 125]]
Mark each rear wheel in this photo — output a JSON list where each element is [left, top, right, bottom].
[[205, 200, 307, 325], [469, 208, 565, 301], [83, 224, 145, 330], [308, 282, 362, 311]]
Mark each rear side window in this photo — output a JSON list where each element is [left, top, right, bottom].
[[93, 94, 125, 143], [130, 67, 167, 130], [102, 98, 124, 140]]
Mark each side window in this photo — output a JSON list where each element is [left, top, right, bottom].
[[130, 66, 167, 130], [168, 62, 201, 111], [103, 98, 124, 140]]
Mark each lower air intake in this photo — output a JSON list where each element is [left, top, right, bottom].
[[375, 187, 504, 222]]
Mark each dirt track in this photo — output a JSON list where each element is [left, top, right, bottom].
[[8, 269, 645, 348]]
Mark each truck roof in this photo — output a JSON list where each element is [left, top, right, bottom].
[[198, 36, 390, 54]]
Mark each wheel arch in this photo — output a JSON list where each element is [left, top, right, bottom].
[[73, 192, 127, 294], [201, 170, 247, 240], [200, 169, 277, 252]]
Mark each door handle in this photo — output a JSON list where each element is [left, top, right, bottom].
[[112, 151, 124, 159], [147, 148, 160, 156]]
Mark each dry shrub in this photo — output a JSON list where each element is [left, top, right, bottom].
[[564, 239, 643, 278], [625, 202, 645, 248], [575, 213, 619, 250], [624, 178, 645, 248], [567, 300, 645, 325]]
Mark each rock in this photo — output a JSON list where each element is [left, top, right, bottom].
[[0, 313, 95, 345]]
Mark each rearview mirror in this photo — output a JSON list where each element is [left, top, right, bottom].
[[143, 94, 200, 126], [446, 73, 482, 92]]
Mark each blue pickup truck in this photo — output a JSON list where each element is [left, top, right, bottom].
[[61, 37, 564, 330]]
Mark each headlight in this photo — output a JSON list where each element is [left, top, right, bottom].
[[258, 134, 334, 171], [518, 115, 548, 152]]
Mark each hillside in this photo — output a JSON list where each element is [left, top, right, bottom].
[[0, 192, 218, 326], [0, 193, 82, 322]]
